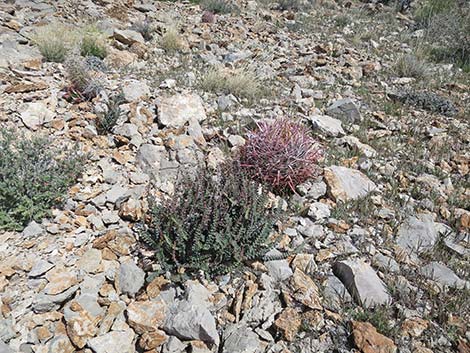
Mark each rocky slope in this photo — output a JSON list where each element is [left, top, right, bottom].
[[0, 0, 469, 352]]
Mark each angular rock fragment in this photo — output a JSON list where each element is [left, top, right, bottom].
[[324, 166, 376, 202], [333, 260, 390, 308]]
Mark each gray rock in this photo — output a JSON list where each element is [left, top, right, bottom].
[[0, 341, 14, 353], [324, 166, 376, 202], [114, 123, 139, 139], [420, 262, 469, 289], [0, 319, 15, 342], [156, 93, 207, 128], [396, 214, 439, 252], [76, 248, 102, 273], [326, 98, 361, 123], [113, 29, 145, 45], [308, 202, 331, 222], [372, 253, 400, 273], [136, 143, 168, 179], [322, 275, 352, 311], [80, 274, 106, 295], [335, 135, 376, 157], [64, 293, 103, 321], [296, 180, 327, 199], [29, 260, 54, 278], [87, 329, 135, 353], [122, 80, 150, 102], [20, 102, 55, 130], [22, 221, 43, 237], [33, 285, 79, 313], [161, 336, 187, 353], [105, 184, 130, 206], [118, 260, 145, 296], [333, 259, 390, 308], [163, 300, 219, 345], [264, 249, 293, 282], [222, 324, 261, 353], [309, 114, 345, 137]]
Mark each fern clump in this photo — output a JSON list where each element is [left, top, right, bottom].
[[140, 162, 279, 277], [0, 129, 85, 231]]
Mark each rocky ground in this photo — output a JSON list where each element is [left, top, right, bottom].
[[0, 0, 469, 352]]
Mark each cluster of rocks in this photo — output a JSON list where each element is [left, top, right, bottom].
[[1, 0, 469, 352]]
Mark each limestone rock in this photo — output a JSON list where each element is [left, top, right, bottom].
[[20, 102, 54, 130], [222, 324, 262, 353], [326, 98, 361, 123], [333, 260, 390, 308], [396, 214, 438, 252], [87, 329, 135, 353], [122, 79, 150, 102], [290, 269, 322, 310], [126, 300, 167, 334], [274, 308, 301, 342], [44, 268, 78, 295], [309, 114, 345, 137], [156, 93, 207, 128], [118, 260, 145, 296], [324, 166, 376, 202], [114, 29, 145, 45], [265, 249, 293, 282]]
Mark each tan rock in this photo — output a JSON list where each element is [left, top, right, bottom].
[[274, 308, 301, 341], [126, 300, 166, 334], [36, 326, 53, 343], [401, 318, 428, 337], [324, 166, 376, 202], [146, 276, 170, 299], [4, 82, 48, 93], [66, 305, 99, 348], [44, 267, 77, 295], [119, 199, 143, 222], [105, 48, 138, 68], [290, 269, 322, 310], [351, 321, 397, 353], [139, 330, 168, 350], [302, 310, 325, 331]]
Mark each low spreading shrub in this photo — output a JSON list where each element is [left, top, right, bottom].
[[160, 26, 184, 52], [0, 129, 85, 231], [80, 32, 107, 59], [239, 118, 322, 192], [140, 162, 280, 277], [393, 54, 429, 80], [201, 0, 238, 14]]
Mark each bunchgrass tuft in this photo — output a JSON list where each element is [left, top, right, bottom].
[[31, 23, 77, 63]]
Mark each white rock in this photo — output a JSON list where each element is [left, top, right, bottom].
[[87, 329, 135, 353], [20, 102, 54, 130], [157, 93, 206, 128], [324, 166, 376, 202], [309, 114, 345, 137]]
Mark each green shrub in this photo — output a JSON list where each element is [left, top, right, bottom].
[[140, 162, 280, 277], [201, 0, 238, 14], [80, 35, 107, 59], [96, 93, 125, 135], [31, 23, 77, 63], [415, 0, 457, 27], [0, 129, 85, 231]]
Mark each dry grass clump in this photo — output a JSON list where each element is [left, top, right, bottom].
[[31, 23, 77, 63], [160, 26, 184, 52], [393, 54, 429, 80], [80, 25, 108, 59], [200, 66, 267, 101]]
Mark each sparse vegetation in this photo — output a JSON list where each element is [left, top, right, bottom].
[[0, 129, 84, 231], [130, 20, 155, 41], [80, 27, 108, 59], [95, 93, 125, 135], [393, 54, 429, 80], [64, 56, 102, 102], [200, 66, 268, 101], [160, 26, 184, 52], [31, 23, 76, 63], [140, 162, 280, 277], [201, 0, 238, 14]]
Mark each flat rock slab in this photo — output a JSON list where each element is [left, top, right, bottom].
[[333, 259, 390, 308], [87, 329, 135, 353], [326, 98, 361, 123], [420, 262, 469, 289], [222, 324, 261, 353], [324, 166, 376, 202], [396, 214, 438, 252], [351, 321, 397, 353], [309, 114, 345, 137], [156, 93, 207, 129], [118, 260, 145, 296]]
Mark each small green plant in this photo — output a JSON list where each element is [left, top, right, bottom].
[[351, 306, 396, 337], [201, 0, 238, 14], [200, 66, 267, 101], [393, 54, 429, 80], [415, 0, 456, 27], [31, 23, 76, 63], [80, 35, 107, 59], [95, 92, 125, 135], [140, 162, 280, 277], [64, 56, 102, 102], [160, 26, 184, 52], [0, 129, 85, 231]]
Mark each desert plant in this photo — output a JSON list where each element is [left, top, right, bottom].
[[80, 35, 107, 59], [239, 118, 322, 192], [415, 0, 457, 27], [130, 20, 155, 41], [160, 26, 184, 52], [0, 129, 85, 231], [95, 92, 125, 135], [201, 0, 238, 14], [393, 54, 429, 80], [200, 66, 267, 101], [31, 23, 77, 63], [140, 162, 280, 277], [64, 56, 102, 102]]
